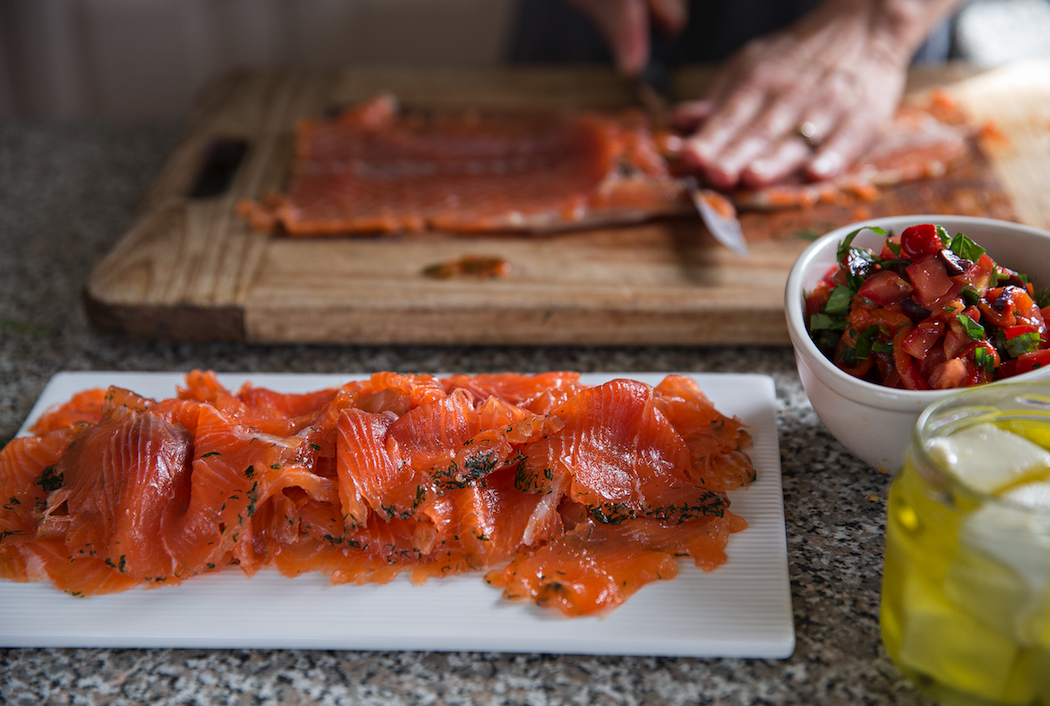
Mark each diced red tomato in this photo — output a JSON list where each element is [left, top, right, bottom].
[[1005, 324, 1039, 339], [928, 358, 972, 389], [819, 264, 840, 285], [901, 319, 945, 359], [925, 284, 965, 315], [1015, 349, 1050, 375], [893, 325, 932, 390], [880, 234, 903, 260], [919, 345, 948, 380], [906, 258, 954, 308], [951, 253, 996, 296], [847, 301, 912, 337], [806, 283, 832, 317], [858, 270, 914, 306], [901, 224, 943, 260], [832, 338, 875, 379], [942, 326, 967, 360], [828, 268, 849, 288], [979, 296, 1016, 329], [1011, 289, 1047, 334]]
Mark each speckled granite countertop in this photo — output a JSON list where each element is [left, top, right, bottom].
[[0, 121, 933, 705]]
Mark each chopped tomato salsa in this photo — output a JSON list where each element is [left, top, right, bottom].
[[807, 224, 1049, 389]]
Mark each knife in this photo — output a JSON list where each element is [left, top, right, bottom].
[[682, 177, 750, 256], [637, 29, 678, 116], [637, 38, 749, 256]]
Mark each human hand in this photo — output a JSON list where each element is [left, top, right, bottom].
[[568, 0, 688, 74], [671, 0, 962, 190]]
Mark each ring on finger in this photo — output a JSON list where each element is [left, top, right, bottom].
[[795, 121, 823, 150]]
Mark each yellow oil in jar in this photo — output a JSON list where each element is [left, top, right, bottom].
[[882, 417, 1050, 706]]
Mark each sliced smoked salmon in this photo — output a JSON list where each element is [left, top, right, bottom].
[[238, 93, 973, 236], [0, 371, 755, 616], [238, 94, 689, 235]]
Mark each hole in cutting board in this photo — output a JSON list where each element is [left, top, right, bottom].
[[188, 138, 249, 199]]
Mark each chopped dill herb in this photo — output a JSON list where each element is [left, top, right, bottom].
[[35, 466, 63, 492], [247, 481, 259, 518]]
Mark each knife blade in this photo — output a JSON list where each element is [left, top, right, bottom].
[[682, 177, 749, 256], [637, 38, 749, 256]]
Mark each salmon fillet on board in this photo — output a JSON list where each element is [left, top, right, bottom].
[[0, 371, 755, 617], [239, 94, 690, 235], [238, 93, 972, 236]]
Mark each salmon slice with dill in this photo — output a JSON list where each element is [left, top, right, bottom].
[[486, 512, 748, 617], [0, 427, 82, 581], [519, 378, 728, 524], [37, 408, 195, 589], [653, 375, 756, 492]]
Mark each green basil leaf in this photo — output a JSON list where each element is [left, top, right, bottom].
[[824, 285, 853, 316], [1005, 332, 1042, 358], [936, 225, 952, 247], [854, 325, 890, 360], [836, 226, 887, 263], [948, 232, 986, 262], [810, 313, 848, 332], [957, 314, 986, 341]]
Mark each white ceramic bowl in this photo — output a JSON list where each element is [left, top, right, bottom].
[[785, 215, 1050, 472]]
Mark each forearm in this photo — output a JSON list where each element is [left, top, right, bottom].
[[818, 0, 966, 65]]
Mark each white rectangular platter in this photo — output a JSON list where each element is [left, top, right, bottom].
[[2, 371, 793, 657]]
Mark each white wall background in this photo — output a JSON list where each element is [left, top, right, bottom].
[[0, 0, 517, 119]]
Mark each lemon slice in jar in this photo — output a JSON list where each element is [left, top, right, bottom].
[[932, 424, 1050, 648], [927, 423, 1050, 495]]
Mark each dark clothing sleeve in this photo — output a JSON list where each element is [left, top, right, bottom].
[[507, 0, 951, 66], [508, 0, 820, 65]]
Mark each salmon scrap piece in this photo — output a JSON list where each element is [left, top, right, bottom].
[[722, 105, 972, 211], [0, 371, 754, 617]]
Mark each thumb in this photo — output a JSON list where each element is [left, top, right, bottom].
[[570, 0, 651, 74], [670, 100, 714, 131], [647, 0, 688, 34]]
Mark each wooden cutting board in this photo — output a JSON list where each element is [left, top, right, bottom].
[[84, 62, 1050, 345]]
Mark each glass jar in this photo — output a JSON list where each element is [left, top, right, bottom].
[[882, 383, 1050, 705]]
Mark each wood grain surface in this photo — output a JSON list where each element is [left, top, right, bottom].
[[85, 62, 1050, 345]]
